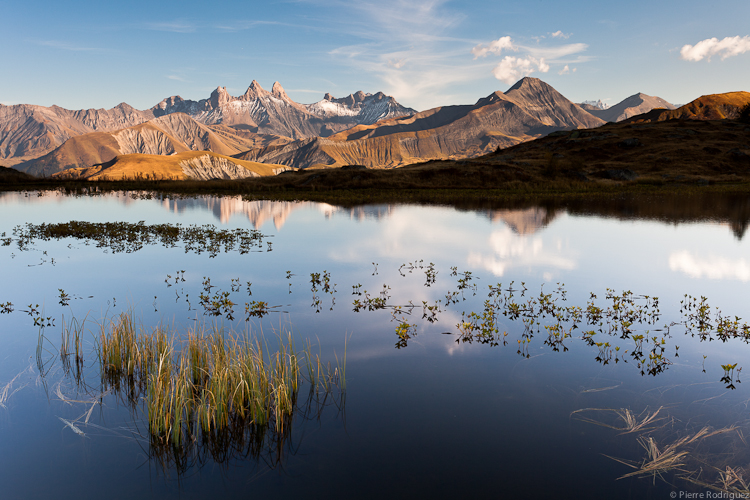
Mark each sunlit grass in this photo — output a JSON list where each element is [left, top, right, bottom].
[[95, 312, 345, 449]]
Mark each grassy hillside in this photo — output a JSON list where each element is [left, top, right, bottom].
[[625, 92, 750, 123], [53, 151, 287, 180]]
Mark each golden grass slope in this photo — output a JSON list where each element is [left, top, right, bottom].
[[625, 92, 750, 123], [53, 151, 289, 180]]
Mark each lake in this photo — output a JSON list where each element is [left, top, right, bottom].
[[1, 190, 750, 499]]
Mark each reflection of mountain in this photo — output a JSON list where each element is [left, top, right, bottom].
[[487, 207, 557, 235], [158, 197, 396, 228], [344, 205, 394, 221], [160, 198, 305, 229]]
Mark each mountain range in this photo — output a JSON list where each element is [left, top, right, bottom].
[[581, 93, 676, 122], [235, 77, 605, 169], [1, 81, 415, 174], [1, 78, 697, 178]]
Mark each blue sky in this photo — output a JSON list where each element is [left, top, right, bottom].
[[2, 0, 749, 111]]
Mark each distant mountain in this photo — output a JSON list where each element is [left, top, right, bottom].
[[151, 81, 415, 139], [236, 77, 606, 169], [16, 113, 289, 177], [624, 91, 750, 123], [585, 93, 675, 122], [305, 91, 413, 124], [1, 82, 415, 168], [0, 102, 153, 166], [579, 100, 609, 110]]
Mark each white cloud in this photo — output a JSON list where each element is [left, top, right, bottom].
[[471, 36, 516, 59], [388, 58, 406, 69], [669, 251, 750, 281], [557, 64, 576, 75], [472, 35, 588, 84], [523, 42, 589, 61], [550, 31, 571, 39], [167, 75, 188, 82], [680, 35, 750, 62], [491, 56, 548, 84]]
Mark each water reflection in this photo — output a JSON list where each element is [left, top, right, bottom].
[[467, 226, 576, 277], [3, 190, 750, 498], [669, 251, 750, 281], [485, 207, 555, 234], [160, 197, 395, 229]]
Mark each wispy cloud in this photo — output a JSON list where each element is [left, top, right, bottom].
[[214, 20, 286, 32], [167, 75, 188, 82], [144, 20, 196, 33], [319, 0, 484, 109], [680, 35, 750, 62], [34, 40, 103, 52]]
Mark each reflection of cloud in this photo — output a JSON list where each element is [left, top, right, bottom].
[[669, 251, 750, 281], [467, 227, 576, 277]]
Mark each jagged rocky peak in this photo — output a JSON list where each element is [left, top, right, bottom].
[[242, 80, 269, 101], [155, 95, 185, 110], [271, 81, 288, 99], [209, 86, 232, 108], [323, 93, 334, 101]]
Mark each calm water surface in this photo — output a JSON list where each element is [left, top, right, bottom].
[[1, 191, 749, 499]]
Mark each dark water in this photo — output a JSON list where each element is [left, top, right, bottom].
[[1, 191, 750, 499]]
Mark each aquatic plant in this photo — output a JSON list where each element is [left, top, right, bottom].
[[576, 405, 747, 492], [93, 314, 345, 452], [11, 220, 269, 257]]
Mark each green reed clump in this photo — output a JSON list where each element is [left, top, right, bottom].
[[97, 314, 344, 449]]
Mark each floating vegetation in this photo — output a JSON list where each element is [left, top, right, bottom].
[[0, 365, 31, 409], [11, 221, 270, 257], [576, 406, 746, 494]]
